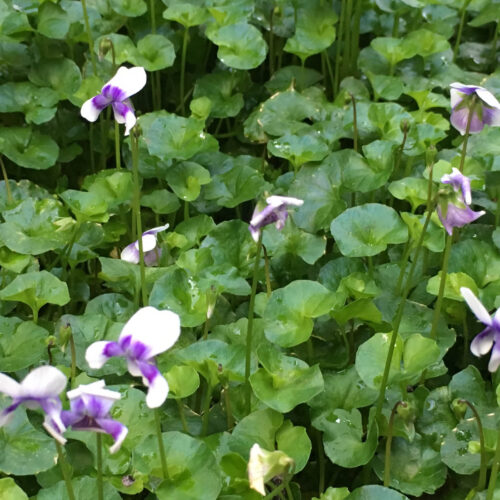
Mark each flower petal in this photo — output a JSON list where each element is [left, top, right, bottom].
[[476, 87, 500, 110], [141, 233, 157, 252], [460, 287, 493, 325], [0, 373, 21, 398], [138, 362, 169, 408], [119, 307, 181, 358], [144, 224, 169, 236], [81, 96, 109, 122], [450, 82, 479, 95], [127, 359, 142, 377], [483, 105, 500, 128], [120, 241, 140, 264], [85, 341, 122, 369], [96, 418, 128, 454], [20, 366, 67, 399], [471, 327, 495, 357], [450, 107, 484, 135], [266, 195, 304, 207], [143, 248, 162, 266], [488, 342, 500, 372], [106, 66, 147, 100]]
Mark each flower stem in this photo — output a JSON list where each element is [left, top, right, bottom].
[[322, 50, 334, 100], [0, 156, 12, 205], [130, 131, 147, 306], [69, 333, 77, 389], [342, 0, 353, 77], [453, 0, 472, 62], [114, 122, 121, 169], [316, 429, 325, 495], [96, 434, 103, 500], [384, 401, 406, 487], [269, 7, 275, 76], [458, 96, 476, 173], [350, 0, 361, 74], [350, 93, 358, 153], [223, 384, 234, 430], [201, 381, 212, 436], [263, 478, 292, 500], [184, 200, 190, 221], [460, 399, 487, 491], [180, 28, 189, 115], [154, 408, 168, 479], [487, 428, 500, 500], [430, 231, 453, 340], [491, 22, 499, 70], [56, 442, 76, 500], [375, 206, 434, 420], [150, 0, 156, 34], [245, 231, 263, 415], [81, 0, 97, 75], [176, 399, 189, 434], [263, 245, 272, 297], [333, 0, 346, 96]]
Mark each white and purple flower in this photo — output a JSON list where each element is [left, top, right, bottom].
[[450, 82, 500, 135], [0, 366, 67, 444], [61, 381, 128, 454], [436, 168, 484, 235], [85, 307, 181, 408], [120, 224, 169, 266], [460, 287, 500, 372], [249, 195, 304, 242], [81, 66, 147, 136]]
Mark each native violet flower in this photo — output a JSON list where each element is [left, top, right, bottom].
[[85, 307, 181, 408], [461, 287, 500, 372], [81, 66, 147, 136], [450, 82, 500, 135], [249, 195, 304, 242], [120, 224, 169, 266], [0, 366, 67, 443], [436, 168, 484, 235], [60, 381, 128, 454]]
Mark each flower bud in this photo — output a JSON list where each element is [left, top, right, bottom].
[[451, 398, 468, 420]]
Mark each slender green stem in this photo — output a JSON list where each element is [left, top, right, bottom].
[[395, 242, 411, 295], [0, 156, 12, 204], [201, 382, 212, 436], [263, 245, 272, 297], [56, 442, 76, 500], [96, 434, 103, 500], [89, 123, 96, 172], [223, 384, 234, 430], [342, 0, 353, 77], [392, 12, 400, 38], [184, 200, 190, 221], [375, 207, 434, 419], [334, 0, 346, 96], [150, 0, 156, 34], [393, 120, 408, 176], [131, 132, 147, 306], [100, 113, 107, 169], [463, 314, 469, 366], [180, 28, 189, 115], [245, 231, 263, 415], [459, 399, 487, 491], [453, 0, 472, 62], [263, 478, 291, 500], [316, 429, 325, 496], [487, 428, 500, 500], [430, 231, 453, 340], [155, 71, 162, 109], [114, 122, 121, 169], [350, 93, 358, 153], [154, 409, 168, 478], [350, 0, 361, 74], [33, 308, 39, 325], [323, 50, 334, 100], [285, 483, 294, 499], [384, 401, 406, 487], [81, 0, 97, 74], [176, 399, 189, 434], [491, 22, 499, 70], [496, 187, 500, 227], [69, 334, 77, 388], [458, 97, 476, 173], [269, 7, 275, 76]]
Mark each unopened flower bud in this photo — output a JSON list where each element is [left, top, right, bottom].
[[451, 398, 468, 420]]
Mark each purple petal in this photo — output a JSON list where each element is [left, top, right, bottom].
[[101, 84, 126, 102], [437, 202, 485, 235], [112, 101, 136, 136], [483, 105, 500, 127], [143, 248, 162, 266], [120, 241, 140, 264], [471, 327, 495, 357], [441, 168, 472, 205], [250, 204, 280, 230], [488, 341, 500, 372], [450, 107, 485, 135], [127, 340, 149, 361], [95, 418, 128, 454], [0, 402, 21, 427], [105, 67, 147, 100], [138, 361, 169, 408], [450, 82, 480, 95], [86, 341, 123, 369]]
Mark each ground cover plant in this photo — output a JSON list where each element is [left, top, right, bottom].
[[1, 0, 500, 498]]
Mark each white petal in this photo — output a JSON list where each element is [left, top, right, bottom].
[[85, 341, 114, 369], [145, 224, 169, 235], [127, 359, 142, 377], [119, 307, 181, 358], [146, 374, 169, 408], [124, 111, 136, 136], [107, 66, 147, 99], [67, 381, 120, 402], [43, 419, 67, 445], [489, 345, 500, 372], [81, 97, 103, 122], [109, 425, 128, 454], [266, 195, 304, 207], [476, 87, 500, 110], [20, 366, 67, 399], [460, 287, 492, 325], [0, 373, 21, 397], [471, 330, 495, 357], [141, 233, 157, 252], [450, 87, 463, 109], [120, 241, 140, 264]]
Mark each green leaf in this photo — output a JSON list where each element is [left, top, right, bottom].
[[166, 161, 211, 201], [367, 73, 404, 101], [276, 422, 311, 473], [401, 334, 440, 379], [0, 407, 57, 475], [29, 58, 81, 100], [135, 432, 221, 499], [290, 159, 346, 233], [131, 34, 176, 71], [371, 37, 417, 66], [37, 2, 70, 39], [83, 170, 134, 213], [347, 485, 409, 499], [264, 280, 337, 347], [372, 434, 447, 496], [401, 213, 444, 253], [165, 365, 200, 399], [0, 271, 70, 314], [141, 111, 218, 161], [250, 346, 324, 412], [109, 0, 147, 17], [60, 189, 109, 223], [0, 319, 47, 371], [313, 408, 378, 468], [331, 204, 408, 257], [206, 23, 267, 70], [38, 477, 122, 500], [355, 332, 403, 389], [267, 132, 330, 168], [149, 267, 208, 327], [389, 177, 431, 212], [141, 189, 180, 214], [0, 478, 28, 500], [0, 127, 59, 170], [163, 2, 209, 27], [426, 272, 478, 301]]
